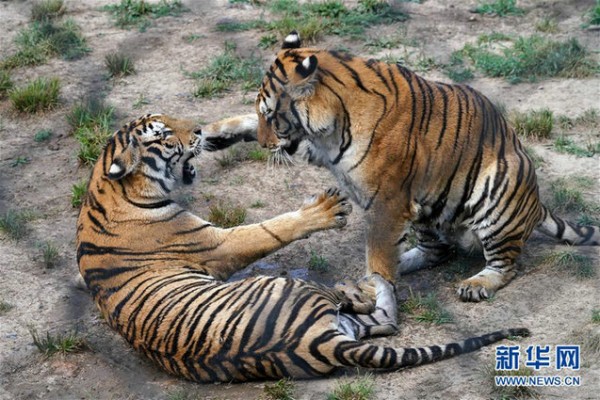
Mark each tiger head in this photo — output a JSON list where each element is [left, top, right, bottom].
[[256, 31, 324, 157], [103, 114, 202, 196]]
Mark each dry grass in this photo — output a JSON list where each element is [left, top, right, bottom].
[[208, 202, 247, 228], [9, 77, 60, 113]]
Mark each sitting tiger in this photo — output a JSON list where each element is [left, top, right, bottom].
[[76, 113, 528, 382], [203, 31, 599, 302]]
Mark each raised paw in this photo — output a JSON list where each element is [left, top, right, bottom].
[[200, 114, 258, 152], [334, 279, 375, 314], [300, 187, 352, 230], [182, 161, 196, 185], [457, 268, 516, 302]]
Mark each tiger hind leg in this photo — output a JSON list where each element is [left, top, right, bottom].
[[337, 274, 398, 340], [398, 227, 454, 274], [457, 234, 522, 302]]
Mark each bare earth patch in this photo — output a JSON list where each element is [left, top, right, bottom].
[[0, 1, 598, 399]]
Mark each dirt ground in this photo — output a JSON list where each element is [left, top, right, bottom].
[[1, 1, 599, 399]]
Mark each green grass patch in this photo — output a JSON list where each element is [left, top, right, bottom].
[[75, 124, 114, 166], [554, 136, 600, 158], [583, 0, 600, 28], [216, 143, 267, 168], [452, 35, 597, 83], [29, 327, 88, 357], [263, 378, 295, 400], [401, 289, 453, 324], [264, 0, 408, 43], [0, 71, 13, 98], [574, 108, 600, 127], [0, 209, 36, 240], [543, 250, 595, 279], [105, 52, 136, 78], [68, 98, 115, 166], [557, 108, 599, 130], [191, 42, 262, 98], [553, 109, 600, 157], [250, 200, 266, 208], [308, 250, 329, 272], [536, 17, 558, 33], [576, 213, 600, 226], [510, 108, 553, 139], [258, 33, 279, 49], [248, 147, 270, 162], [68, 97, 115, 131], [133, 93, 150, 109], [71, 180, 88, 208], [592, 309, 600, 323], [31, 0, 66, 22], [183, 33, 205, 43], [40, 241, 60, 268], [10, 77, 60, 113], [445, 65, 474, 82], [208, 202, 247, 228], [327, 375, 375, 400], [364, 35, 403, 51], [474, 0, 524, 17], [477, 32, 513, 44], [548, 177, 599, 215], [194, 79, 229, 99], [11, 156, 30, 167], [0, 300, 14, 315], [103, 0, 186, 30], [34, 129, 53, 142], [215, 19, 261, 32], [2, 19, 89, 69]]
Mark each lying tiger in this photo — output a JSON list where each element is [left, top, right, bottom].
[[76, 114, 528, 382], [203, 32, 599, 302]]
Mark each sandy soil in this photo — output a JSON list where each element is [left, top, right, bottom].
[[1, 1, 599, 399]]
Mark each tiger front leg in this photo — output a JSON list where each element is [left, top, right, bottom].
[[200, 114, 258, 151], [365, 205, 410, 283], [204, 188, 352, 280]]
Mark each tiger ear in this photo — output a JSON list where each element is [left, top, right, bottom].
[[289, 55, 318, 98], [282, 30, 301, 49], [295, 55, 318, 80], [107, 138, 140, 180]]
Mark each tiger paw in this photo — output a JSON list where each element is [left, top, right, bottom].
[[457, 268, 516, 302], [300, 187, 352, 230], [334, 279, 375, 314], [182, 161, 196, 185]]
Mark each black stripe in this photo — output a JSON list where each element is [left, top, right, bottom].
[[339, 60, 370, 93], [364, 184, 381, 211], [348, 91, 387, 171], [175, 223, 212, 235], [435, 84, 449, 148], [260, 223, 284, 243]]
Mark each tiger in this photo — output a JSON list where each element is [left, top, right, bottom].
[[76, 113, 529, 382], [203, 31, 600, 303]]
